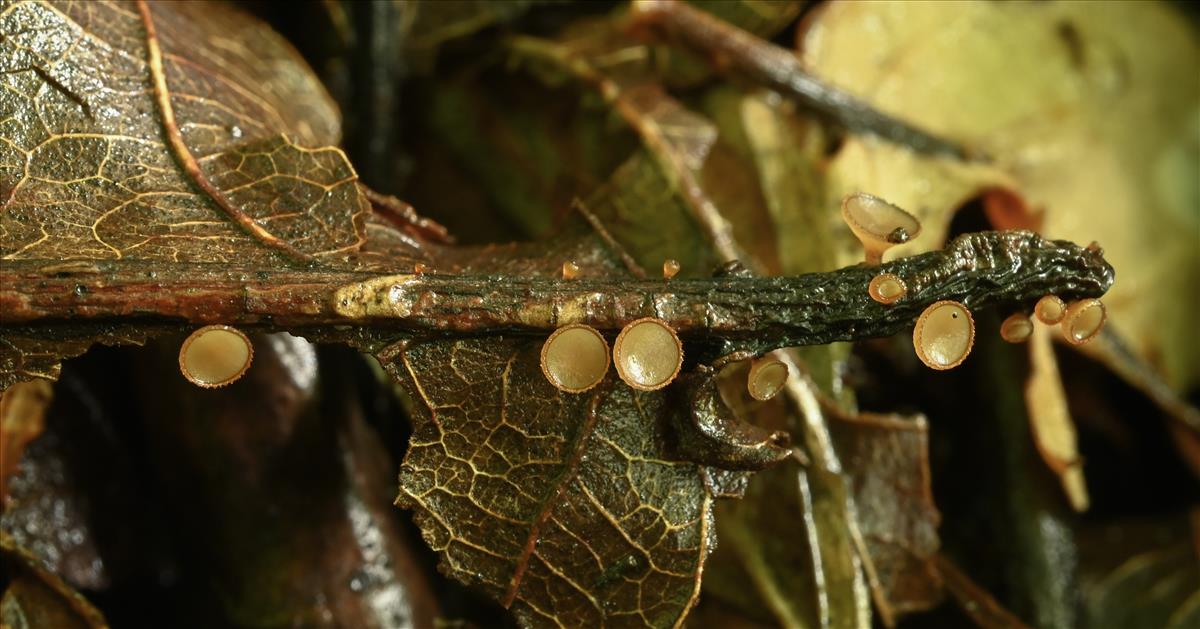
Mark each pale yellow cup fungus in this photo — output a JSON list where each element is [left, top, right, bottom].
[[868, 273, 907, 305], [178, 325, 253, 388], [999, 312, 1034, 344], [540, 324, 610, 393], [1061, 299, 1106, 345], [747, 357, 789, 401], [912, 300, 975, 370], [841, 193, 922, 265], [612, 318, 683, 391], [1035, 295, 1066, 325]]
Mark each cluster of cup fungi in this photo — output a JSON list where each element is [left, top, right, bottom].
[[843, 193, 1107, 370], [176, 193, 1106, 396]]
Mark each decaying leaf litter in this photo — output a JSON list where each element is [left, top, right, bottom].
[[1, 1, 1197, 628]]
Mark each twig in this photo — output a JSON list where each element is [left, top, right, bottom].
[[629, 0, 974, 161]]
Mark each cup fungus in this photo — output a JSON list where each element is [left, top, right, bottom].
[[747, 357, 789, 401], [663, 258, 681, 280], [613, 318, 683, 391], [868, 273, 907, 305], [841, 192, 922, 265], [1035, 295, 1066, 325], [561, 261, 580, 280], [1061, 299, 1106, 345], [540, 324, 610, 393], [1000, 312, 1034, 344], [913, 300, 975, 370], [178, 325, 253, 388]]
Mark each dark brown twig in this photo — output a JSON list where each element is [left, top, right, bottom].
[[629, 0, 974, 161]]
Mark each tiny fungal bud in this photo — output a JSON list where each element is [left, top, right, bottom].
[[663, 259, 681, 280], [540, 324, 609, 393], [613, 318, 683, 391], [913, 300, 975, 370], [1061, 299, 1106, 345], [179, 325, 253, 388], [1035, 295, 1066, 325], [747, 357, 789, 401], [841, 192, 922, 265], [413, 262, 428, 275], [868, 273, 907, 305], [1000, 312, 1034, 343], [561, 261, 580, 280]]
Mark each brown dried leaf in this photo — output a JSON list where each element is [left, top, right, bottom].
[[385, 337, 728, 628], [826, 408, 943, 620], [0, 0, 427, 387], [0, 0, 361, 263]]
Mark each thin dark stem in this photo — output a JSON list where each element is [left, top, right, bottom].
[[629, 0, 974, 161]]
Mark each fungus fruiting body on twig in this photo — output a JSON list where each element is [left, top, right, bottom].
[[1061, 299, 1106, 345], [561, 261, 580, 280], [747, 357, 789, 401], [842, 192, 922, 265], [1035, 295, 1067, 325], [913, 300, 975, 370], [662, 259, 681, 280], [613, 318, 683, 391], [1000, 312, 1035, 343], [178, 325, 253, 388], [540, 324, 609, 393], [868, 273, 908, 305]]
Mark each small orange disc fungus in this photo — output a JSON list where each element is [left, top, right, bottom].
[[179, 325, 253, 388], [841, 192, 922, 265], [868, 273, 907, 305], [999, 312, 1034, 343], [613, 318, 683, 391], [662, 259, 681, 280], [561, 261, 580, 280], [747, 357, 789, 401], [1061, 299, 1106, 345], [913, 300, 975, 370], [1034, 295, 1066, 325], [540, 324, 610, 393]]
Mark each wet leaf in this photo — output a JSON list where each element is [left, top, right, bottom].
[[0, 0, 420, 387], [826, 408, 943, 620], [386, 338, 720, 627]]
